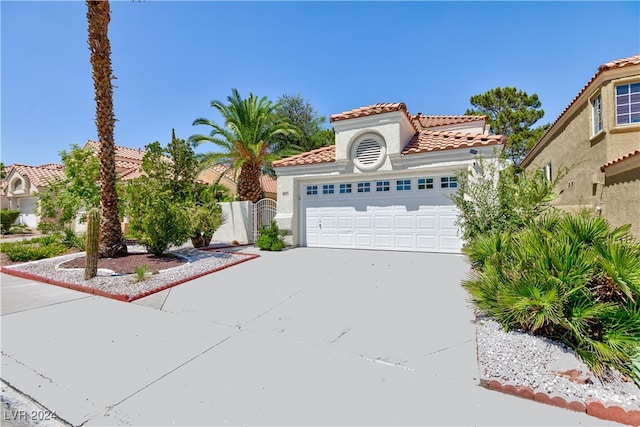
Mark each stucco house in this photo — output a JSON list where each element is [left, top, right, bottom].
[[521, 54, 640, 237], [1, 164, 66, 227], [272, 103, 506, 253], [199, 164, 278, 200]]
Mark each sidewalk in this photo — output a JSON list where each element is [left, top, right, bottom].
[[1, 248, 620, 426]]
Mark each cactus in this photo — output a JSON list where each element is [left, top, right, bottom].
[[84, 207, 100, 280]]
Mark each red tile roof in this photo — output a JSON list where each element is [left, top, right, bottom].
[[6, 164, 65, 188], [272, 146, 336, 168], [207, 164, 278, 194], [402, 131, 506, 154], [523, 54, 640, 166], [600, 150, 640, 172], [330, 103, 409, 122], [413, 114, 486, 129], [84, 140, 147, 163], [275, 103, 502, 168]]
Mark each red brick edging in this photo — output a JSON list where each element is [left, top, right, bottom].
[[1, 251, 260, 303], [481, 378, 640, 426]]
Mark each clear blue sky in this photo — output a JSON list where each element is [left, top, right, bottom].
[[2, 1, 639, 166]]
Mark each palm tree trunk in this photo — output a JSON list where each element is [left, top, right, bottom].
[[237, 163, 264, 203], [87, 0, 127, 258]]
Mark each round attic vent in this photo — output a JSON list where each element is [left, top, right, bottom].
[[353, 135, 386, 171]]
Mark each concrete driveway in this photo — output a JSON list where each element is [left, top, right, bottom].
[[1, 248, 615, 426]]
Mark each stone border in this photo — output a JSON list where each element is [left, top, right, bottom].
[[476, 317, 640, 426], [1, 250, 260, 303]]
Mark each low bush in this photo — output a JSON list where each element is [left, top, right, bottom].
[[256, 221, 285, 251], [463, 212, 640, 382], [0, 240, 68, 262], [1, 210, 21, 234]]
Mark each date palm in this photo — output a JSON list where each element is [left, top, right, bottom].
[[190, 88, 298, 203], [86, 0, 126, 257]]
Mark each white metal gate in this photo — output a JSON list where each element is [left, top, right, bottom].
[[252, 198, 277, 242]]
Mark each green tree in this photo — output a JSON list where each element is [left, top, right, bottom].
[[86, 0, 127, 257], [272, 93, 335, 156], [190, 88, 299, 203], [0, 163, 6, 179], [452, 158, 565, 245], [466, 87, 549, 166], [142, 130, 200, 202], [37, 144, 102, 233], [126, 131, 222, 254]]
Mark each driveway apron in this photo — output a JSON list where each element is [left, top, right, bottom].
[[1, 248, 617, 426]]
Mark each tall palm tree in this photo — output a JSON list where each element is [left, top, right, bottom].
[[190, 88, 298, 203], [86, 0, 126, 257]]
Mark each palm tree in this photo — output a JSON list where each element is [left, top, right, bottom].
[[86, 0, 126, 257], [190, 88, 298, 203]]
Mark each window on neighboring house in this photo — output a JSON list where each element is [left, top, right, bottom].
[[396, 179, 411, 191], [11, 179, 23, 192], [417, 178, 434, 190], [440, 176, 457, 188], [339, 183, 352, 194], [306, 185, 318, 195], [322, 184, 335, 195], [592, 93, 602, 134], [544, 162, 552, 181], [616, 82, 640, 125], [357, 182, 371, 193], [376, 180, 390, 192]]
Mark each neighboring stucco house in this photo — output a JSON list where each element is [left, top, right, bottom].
[[272, 103, 506, 253], [521, 54, 640, 237], [1, 164, 65, 227], [199, 164, 278, 200]]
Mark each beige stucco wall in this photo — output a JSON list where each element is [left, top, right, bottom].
[[602, 166, 640, 237], [524, 68, 640, 237]]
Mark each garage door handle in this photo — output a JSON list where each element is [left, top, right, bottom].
[[318, 220, 322, 230]]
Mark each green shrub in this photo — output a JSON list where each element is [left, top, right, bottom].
[[452, 159, 565, 246], [190, 203, 224, 248], [126, 178, 191, 255], [256, 221, 285, 251], [1, 210, 21, 234], [60, 229, 86, 251], [0, 241, 67, 261], [463, 212, 640, 379]]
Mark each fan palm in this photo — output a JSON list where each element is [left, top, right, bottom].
[[190, 89, 298, 203], [86, 0, 126, 257]]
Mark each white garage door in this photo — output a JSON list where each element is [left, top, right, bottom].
[[302, 176, 462, 253]]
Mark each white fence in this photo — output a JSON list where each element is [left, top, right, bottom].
[[211, 199, 277, 244]]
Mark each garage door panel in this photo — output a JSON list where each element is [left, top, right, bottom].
[[394, 215, 413, 229], [356, 216, 373, 229], [355, 233, 373, 247], [395, 234, 414, 249], [416, 215, 436, 230], [374, 234, 393, 249], [416, 234, 437, 250], [374, 215, 392, 230], [439, 214, 458, 230], [338, 232, 354, 246]]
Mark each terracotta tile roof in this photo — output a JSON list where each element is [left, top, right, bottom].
[[206, 164, 277, 193], [523, 54, 640, 166], [330, 103, 408, 122], [6, 164, 65, 188], [260, 174, 278, 194], [402, 131, 506, 155], [273, 129, 505, 167], [412, 114, 486, 129], [600, 150, 640, 172], [272, 146, 336, 168], [329, 103, 419, 133], [84, 140, 147, 163]]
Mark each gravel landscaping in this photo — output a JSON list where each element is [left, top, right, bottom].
[[1, 245, 259, 302], [476, 316, 640, 413]]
